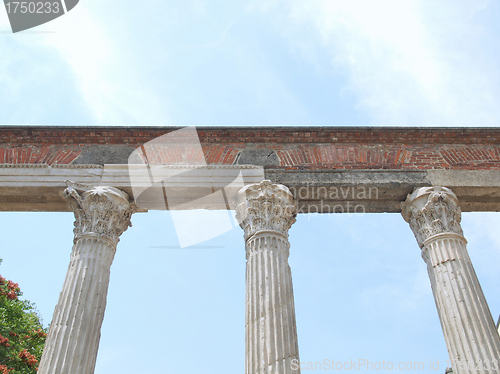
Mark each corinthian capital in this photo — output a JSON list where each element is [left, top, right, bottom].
[[236, 180, 296, 241], [401, 186, 464, 248], [64, 181, 135, 246]]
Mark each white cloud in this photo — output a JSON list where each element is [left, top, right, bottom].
[[40, 7, 170, 125], [2, 0, 499, 127], [251, 0, 500, 126], [0, 3, 171, 125]]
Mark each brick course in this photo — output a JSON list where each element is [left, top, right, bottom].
[[0, 126, 499, 169]]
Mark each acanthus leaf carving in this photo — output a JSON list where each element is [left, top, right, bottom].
[[236, 180, 296, 242], [402, 186, 463, 248], [64, 181, 135, 246]]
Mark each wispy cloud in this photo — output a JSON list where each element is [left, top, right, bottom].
[[2, 0, 499, 127], [251, 0, 500, 126], [0, 3, 170, 125], [41, 7, 170, 125]]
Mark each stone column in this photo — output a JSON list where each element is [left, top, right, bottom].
[[236, 180, 301, 374], [38, 183, 135, 374], [402, 186, 500, 374]]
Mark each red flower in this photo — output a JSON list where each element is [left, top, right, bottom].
[[0, 334, 9, 347], [18, 349, 38, 366], [6, 281, 18, 291], [31, 328, 47, 338], [0, 364, 14, 374]]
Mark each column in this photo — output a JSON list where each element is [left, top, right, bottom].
[[38, 183, 135, 374], [236, 180, 301, 374], [402, 186, 500, 374]]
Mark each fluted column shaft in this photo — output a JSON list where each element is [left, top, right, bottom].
[[38, 183, 134, 374], [237, 180, 300, 374], [402, 186, 500, 373]]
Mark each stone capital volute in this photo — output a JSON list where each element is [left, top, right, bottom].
[[236, 180, 296, 242], [401, 186, 464, 248], [64, 181, 135, 246]]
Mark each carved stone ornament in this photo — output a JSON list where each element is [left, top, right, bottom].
[[236, 180, 296, 241], [64, 181, 135, 246], [401, 186, 464, 248]]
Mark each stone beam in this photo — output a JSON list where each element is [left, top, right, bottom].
[[268, 169, 500, 213], [1, 165, 500, 212]]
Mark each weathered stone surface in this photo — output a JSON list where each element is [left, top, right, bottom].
[[3, 166, 500, 212], [236, 148, 280, 166], [72, 145, 136, 165], [237, 180, 301, 373], [402, 187, 500, 374], [38, 183, 134, 374]]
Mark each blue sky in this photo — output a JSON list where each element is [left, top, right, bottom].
[[1, 1, 500, 373]]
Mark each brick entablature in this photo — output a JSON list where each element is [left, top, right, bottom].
[[0, 126, 499, 170]]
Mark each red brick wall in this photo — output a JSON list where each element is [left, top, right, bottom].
[[0, 126, 499, 169], [273, 144, 500, 170], [1, 126, 500, 145], [0, 146, 81, 165]]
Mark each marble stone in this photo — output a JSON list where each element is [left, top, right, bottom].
[[38, 182, 135, 374], [237, 180, 301, 374], [402, 186, 500, 374]]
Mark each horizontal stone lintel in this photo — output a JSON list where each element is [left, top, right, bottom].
[[0, 165, 499, 213]]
